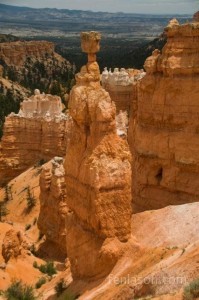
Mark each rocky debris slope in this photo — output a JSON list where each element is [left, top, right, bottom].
[[38, 157, 69, 259], [128, 17, 199, 212], [0, 76, 29, 100], [0, 159, 71, 297], [63, 31, 132, 280], [78, 202, 199, 300], [0, 90, 71, 186], [0, 41, 54, 67], [0, 40, 74, 99], [0, 165, 46, 291]]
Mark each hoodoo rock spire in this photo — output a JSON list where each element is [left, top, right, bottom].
[[64, 31, 132, 279]]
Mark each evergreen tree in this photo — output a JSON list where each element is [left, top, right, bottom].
[[0, 202, 9, 221], [50, 80, 62, 97], [4, 185, 13, 202], [26, 186, 36, 209]]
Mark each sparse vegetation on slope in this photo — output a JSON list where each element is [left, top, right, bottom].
[[0, 33, 20, 43], [4, 280, 36, 300], [0, 43, 75, 100], [35, 277, 46, 289], [183, 278, 199, 300], [33, 261, 57, 277], [55, 279, 66, 296]]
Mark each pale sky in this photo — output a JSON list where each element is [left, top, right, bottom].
[[0, 0, 198, 14]]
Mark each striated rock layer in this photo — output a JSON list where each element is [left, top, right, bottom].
[[0, 91, 71, 186], [128, 19, 199, 212], [64, 31, 132, 280], [0, 41, 54, 67]]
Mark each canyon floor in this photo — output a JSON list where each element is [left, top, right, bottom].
[[0, 162, 198, 299]]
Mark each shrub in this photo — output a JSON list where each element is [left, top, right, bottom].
[[38, 262, 57, 277], [38, 159, 46, 166], [4, 280, 36, 300], [183, 278, 199, 300], [25, 224, 31, 231], [37, 232, 44, 241], [33, 261, 38, 269], [58, 291, 77, 300], [35, 277, 46, 289], [26, 186, 36, 210], [4, 185, 12, 202], [55, 279, 65, 296], [30, 245, 37, 256], [33, 217, 37, 225], [0, 202, 9, 222], [181, 248, 186, 256]]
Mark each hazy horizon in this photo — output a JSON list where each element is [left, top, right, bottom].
[[0, 0, 198, 15]]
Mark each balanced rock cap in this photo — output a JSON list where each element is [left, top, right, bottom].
[[80, 31, 101, 54]]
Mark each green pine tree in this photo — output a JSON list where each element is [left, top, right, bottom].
[[4, 185, 13, 202], [0, 202, 9, 221], [26, 186, 36, 210]]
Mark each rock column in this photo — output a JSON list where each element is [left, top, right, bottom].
[[64, 32, 132, 280]]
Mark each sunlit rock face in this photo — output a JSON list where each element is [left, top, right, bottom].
[[0, 90, 71, 186], [102, 67, 145, 112], [128, 18, 199, 212], [20, 89, 63, 118], [64, 31, 132, 280]]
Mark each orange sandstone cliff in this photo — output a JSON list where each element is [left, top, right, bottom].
[[0, 41, 55, 67], [128, 18, 199, 212], [0, 90, 71, 186]]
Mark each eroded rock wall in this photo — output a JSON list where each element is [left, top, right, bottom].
[[0, 41, 54, 67], [0, 116, 70, 186], [128, 20, 199, 212]]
